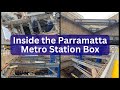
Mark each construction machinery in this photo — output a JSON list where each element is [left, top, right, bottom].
[[1, 12, 60, 78]]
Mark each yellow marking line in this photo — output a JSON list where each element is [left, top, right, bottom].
[[112, 60, 119, 78]]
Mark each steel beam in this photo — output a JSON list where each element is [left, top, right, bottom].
[[19, 56, 50, 60], [3, 14, 50, 25], [19, 57, 50, 61], [20, 24, 25, 34], [73, 64, 92, 78], [48, 68, 57, 75], [10, 75, 57, 78], [28, 22, 34, 34], [74, 19, 117, 26], [83, 60, 103, 68], [72, 58, 95, 69], [37, 21, 42, 33], [73, 63, 91, 75], [10, 63, 59, 68], [83, 55, 110, 60]]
